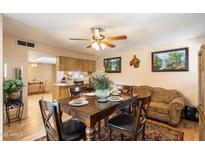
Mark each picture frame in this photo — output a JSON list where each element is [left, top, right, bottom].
[[104, 57, 121, 73], [152, 47, 189, 72]]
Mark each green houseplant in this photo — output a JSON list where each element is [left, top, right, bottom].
[[91, 71, 113, 99], [3, 80, 24, 100]]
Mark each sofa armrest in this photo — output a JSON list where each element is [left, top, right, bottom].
[[169, 97, 184, 110], [168, 97, 184, 126]]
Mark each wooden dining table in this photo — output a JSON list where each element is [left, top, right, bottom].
[[58, 94, 135, 141]]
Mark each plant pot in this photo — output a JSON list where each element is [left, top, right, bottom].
[[95, 89, 110, 99], [8, 91, 20, 100]]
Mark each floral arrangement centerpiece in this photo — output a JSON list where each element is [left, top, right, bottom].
[[91, 71, 113, 99]]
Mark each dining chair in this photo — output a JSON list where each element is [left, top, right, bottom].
[[115, 85, 134, 114], [73, 80, 84, 86], [106, 95, 151, 141], [116, 84, 134, 96], [39, 99, 86, 141], [69, 86, 83, 99]]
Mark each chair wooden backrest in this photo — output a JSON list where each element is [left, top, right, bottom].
[[39, 99, 62, 141], [74, 80, 84, 86], [117, 85, 133, 95], [69, 86, 83, 99], [138, 95, 151, 117], [133, 95, 151, 138]]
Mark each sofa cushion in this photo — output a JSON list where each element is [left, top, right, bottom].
[[151, 87, 181, 103], [148, 101, 169, 115]]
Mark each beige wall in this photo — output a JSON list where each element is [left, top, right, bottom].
[[28, 63, 56, 91], [3, 34, 29, 118], [4, 34, 95, 61], [97, 36, 205, 106], [3, 34, 96, 119], [0, 14, 3, 140]]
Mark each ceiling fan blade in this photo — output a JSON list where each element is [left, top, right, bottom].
[[70, 38, 89, 41], [107, 35, 127, 41], [86, 44, 92, 48], [101, 40, 116, 48]]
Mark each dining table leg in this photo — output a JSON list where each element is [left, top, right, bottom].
[[95, 122, 101, 140], [86, 127, 95, 141]]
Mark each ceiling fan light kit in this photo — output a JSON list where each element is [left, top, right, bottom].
[[70, 27, 127, 51], [91, 42, 107, 51]]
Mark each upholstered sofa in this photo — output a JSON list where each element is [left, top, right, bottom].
[[133, 86, 185, 126]]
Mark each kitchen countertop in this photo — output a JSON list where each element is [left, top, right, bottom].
[[53, 83, 73, 87], [53, 82, 90, 87]]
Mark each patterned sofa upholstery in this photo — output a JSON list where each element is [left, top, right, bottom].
[[133, 86, 184, 126]]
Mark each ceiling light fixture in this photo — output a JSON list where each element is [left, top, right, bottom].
[[31, 63, 38, 67], [91, 42, 107, 51]]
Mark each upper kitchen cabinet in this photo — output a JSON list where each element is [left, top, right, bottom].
[[58, 56, 67, 71], [88, 60, 96, 72], [83, 59, 89, 72], [57, 56, 96, 72]]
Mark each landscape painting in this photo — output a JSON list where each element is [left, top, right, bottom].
[[152, 47, 189, 72], [104, 57, 121, 73]]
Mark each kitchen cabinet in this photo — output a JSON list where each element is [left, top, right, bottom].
[[88, 60, 96, 72], [83, 59, 89, 72], [57, 56, 96, 72]]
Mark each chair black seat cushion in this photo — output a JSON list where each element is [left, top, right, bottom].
[[60, 119, 86, 141], [107, 113, 146, 134], [107, 113, 136, 132]]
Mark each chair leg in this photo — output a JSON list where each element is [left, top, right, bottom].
[[132, 133, 137, 141], [120, 133, 124, 141], [59, 111, 63, 123], [142, 128, 145, 141], [108, 126, 112, 141], [46, 134, 49, 141]]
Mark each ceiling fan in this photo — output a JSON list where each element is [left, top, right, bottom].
[[70, 27, 127, 50]]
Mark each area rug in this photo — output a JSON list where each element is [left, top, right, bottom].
[[144, 120, 184, 141], [99, 119, 184, 141], [35, 120, 184, 141]]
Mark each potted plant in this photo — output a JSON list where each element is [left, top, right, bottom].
[[91, 71, 113, 99], [3, 80, 24, 100]]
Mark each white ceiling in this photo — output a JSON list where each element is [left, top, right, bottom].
[[3, 13, 205, 55]]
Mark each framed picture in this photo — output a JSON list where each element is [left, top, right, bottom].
[[152, 47, 189, 72], [104, 57, 121, 73]]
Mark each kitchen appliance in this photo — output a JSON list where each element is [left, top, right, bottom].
[[198, 44, 205, 140]]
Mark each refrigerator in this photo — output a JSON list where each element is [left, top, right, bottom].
[[198, 44, 205, 140]]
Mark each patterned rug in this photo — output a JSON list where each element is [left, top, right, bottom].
[[36, 119, 184, 141], [99, 119, 184, 141]]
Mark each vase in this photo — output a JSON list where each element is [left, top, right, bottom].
[[8, 91, 20, 100], [95, 89, 110, 99]]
